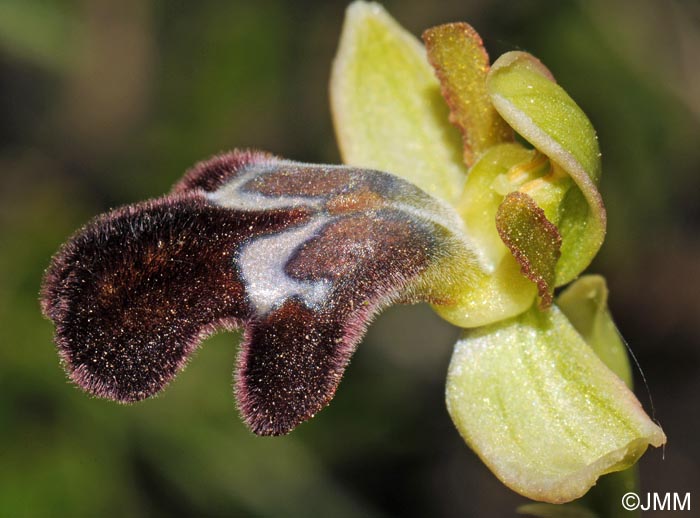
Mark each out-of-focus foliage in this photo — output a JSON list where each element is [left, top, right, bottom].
[[0, 0, 698, 516]]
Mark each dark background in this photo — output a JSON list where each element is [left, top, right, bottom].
[[1, 0, 698, 516]]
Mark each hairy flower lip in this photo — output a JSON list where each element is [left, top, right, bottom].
[[41, 149, 480, 436]]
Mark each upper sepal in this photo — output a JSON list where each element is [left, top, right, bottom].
[[330, 1, 467, 204]]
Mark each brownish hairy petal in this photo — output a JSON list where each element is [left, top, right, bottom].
[[495, 191, 561, 308], [423, 23, 512, 167], [41, 150, 465, 435]]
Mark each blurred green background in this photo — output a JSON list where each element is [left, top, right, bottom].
[[1, 0, 698, 516]]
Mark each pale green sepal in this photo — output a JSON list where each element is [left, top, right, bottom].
[[557, 275, 633, 387], [486, 52, 606, 285], [330, 1, 467, 204], [523, 276, 641, 516], [446, 304, 666, 503]]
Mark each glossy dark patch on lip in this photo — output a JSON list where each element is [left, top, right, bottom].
[[41, 149, 460, 436]]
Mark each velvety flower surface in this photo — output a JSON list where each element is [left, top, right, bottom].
[[41, 150, 477, 436], [41, 0, 665, 507]]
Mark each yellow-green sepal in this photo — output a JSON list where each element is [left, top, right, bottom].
[[557, 277, 643, 514], [516, 276, 644, 516], [486, 52, 606, 285], [557, 275, 633, 387], [446, 304, 666, 503], [330, 1, 467, 204]]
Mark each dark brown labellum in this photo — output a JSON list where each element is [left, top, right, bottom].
[[41, 150, 462, 435]]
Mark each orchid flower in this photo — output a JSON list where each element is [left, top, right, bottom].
[[41, 0, 664, 506]]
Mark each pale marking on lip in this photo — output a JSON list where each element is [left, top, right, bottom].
[[206, 161, 324, 211], [239, 218, 332, 316], [209, 159, 483, 308]]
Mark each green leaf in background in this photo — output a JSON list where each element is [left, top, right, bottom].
[[446, 304, 666, 503], [330, 1, 467, 204], [487, 51, 606, 285], [0, 0, 80, 71]]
